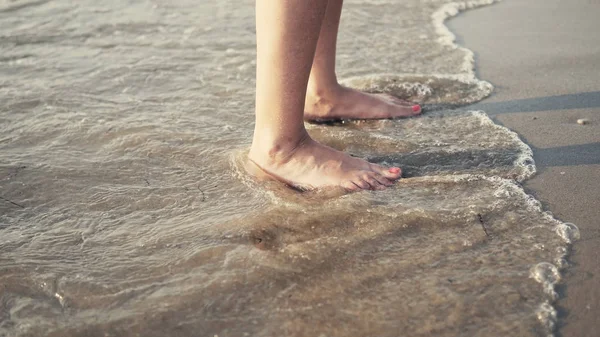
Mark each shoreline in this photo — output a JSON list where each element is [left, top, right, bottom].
[[448, 1, 600, 336]]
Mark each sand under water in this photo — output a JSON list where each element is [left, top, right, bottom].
[[0, 0, 579, 336]]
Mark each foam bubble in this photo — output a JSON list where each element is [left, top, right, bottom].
[[554, 246, 569, 268], [536, 301, 558, 336], [555, 222, 580, 244], [530, 262, 560, 300], [531, 262, 560, 284]]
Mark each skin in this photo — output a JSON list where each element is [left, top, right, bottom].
[[305, 0, 421, 121], [248, 0, 419, 191]]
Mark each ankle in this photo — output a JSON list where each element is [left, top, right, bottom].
[[249, 129, 311, 165], [305, 83, 344, 114], [306, 78, 343, 100]]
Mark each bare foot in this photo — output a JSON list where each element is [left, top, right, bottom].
[[248, 134, 402, 191], [304, 85, 421, 122]]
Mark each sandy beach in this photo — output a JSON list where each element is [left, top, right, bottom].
[[449, 0, 600, 336]]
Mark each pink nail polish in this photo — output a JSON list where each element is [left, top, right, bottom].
[[389, 167, 400, 174], [412, 105, 421, 112]]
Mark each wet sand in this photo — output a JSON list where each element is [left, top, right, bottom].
[[448, 1, 600, 336]]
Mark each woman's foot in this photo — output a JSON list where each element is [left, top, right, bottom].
[[304, 85, 421, 122], [248, 133, 402, 191]]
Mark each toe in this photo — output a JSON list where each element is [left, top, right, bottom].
[[389, 104, 421, 117], [370, 163, 402, 180], [410, 104, 422, 114], [377, 94, 421, 116], [363, 173, 385, 190], [353, 178, 371, 190], [371, 172, 394, 187], [341, 180, 361, 192]]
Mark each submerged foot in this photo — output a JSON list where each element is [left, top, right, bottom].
[[247, 134, 402, 191], [304, 85, 422, 122]]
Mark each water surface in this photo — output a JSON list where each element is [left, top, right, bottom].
[[0, 0, 577, 336]]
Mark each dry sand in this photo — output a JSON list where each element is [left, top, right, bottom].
[[448, 0, 600, 336]]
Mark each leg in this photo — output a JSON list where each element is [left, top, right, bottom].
[[304, 0, 422, 121], [248, 0, 402, 191]]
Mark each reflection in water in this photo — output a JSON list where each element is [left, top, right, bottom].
[[0, 0, 575, 336]]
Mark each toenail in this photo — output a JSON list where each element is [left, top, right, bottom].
[[412, 105, 421, 112], [389, 167, 400, 174]]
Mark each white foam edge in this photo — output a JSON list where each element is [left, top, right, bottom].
[[432, 3, 576, 331], [232, 143, 576, 334], [537, 301, 558, 336], [340, 72, 493, 101], [468, 110, 536, 182], [432, 0, 500, 78], [409, 174, 577, 305]]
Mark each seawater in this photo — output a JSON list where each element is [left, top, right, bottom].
[[0, 0, 578, 336]]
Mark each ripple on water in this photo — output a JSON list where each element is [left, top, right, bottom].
[[341, 73, 493, 110], [0, 0, 577, 336]]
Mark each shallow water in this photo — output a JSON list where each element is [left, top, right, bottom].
[[0, 0, 578, 336]]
